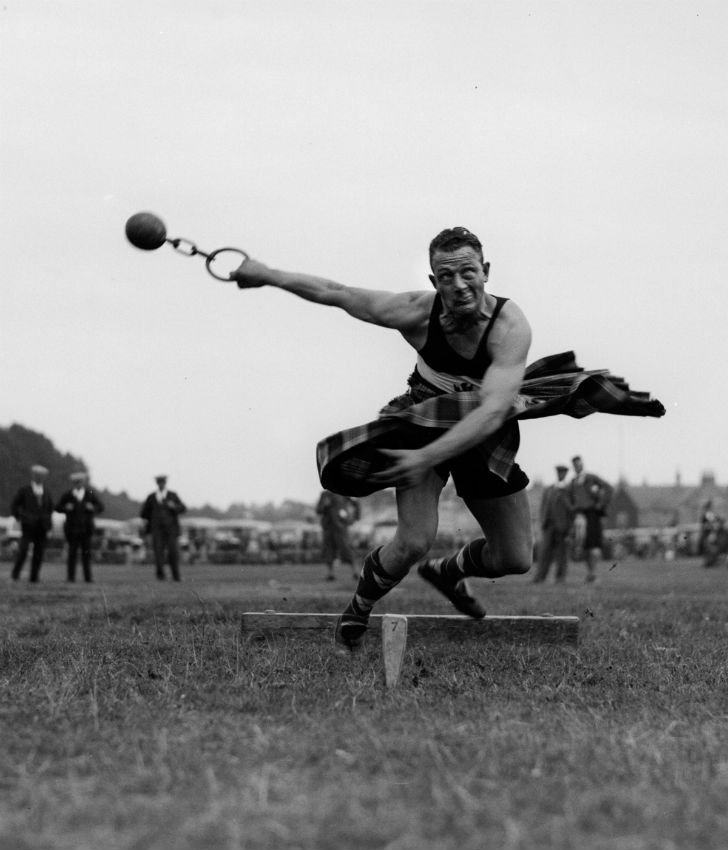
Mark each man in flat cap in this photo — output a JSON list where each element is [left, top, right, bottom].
[[140, 475, 187, 580], [532, 464, 574, 584], [10, 465, 55, 582], [55, 471, 105, 583]]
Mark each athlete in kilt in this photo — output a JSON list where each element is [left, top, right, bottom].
[[233, 227, 664, 650]]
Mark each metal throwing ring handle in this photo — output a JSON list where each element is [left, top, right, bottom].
[[204, 247, 250, 281]]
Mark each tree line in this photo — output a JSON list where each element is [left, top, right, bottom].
[[0, 423, 334, 523]]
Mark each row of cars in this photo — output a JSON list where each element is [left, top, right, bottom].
[[0, 515, 391, 566]]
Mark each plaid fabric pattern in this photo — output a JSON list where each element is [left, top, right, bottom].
[[316, 351, 666, 497]]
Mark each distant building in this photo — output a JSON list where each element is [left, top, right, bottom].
[[626, 471, 727, 529], [607, 480, 639, 530]]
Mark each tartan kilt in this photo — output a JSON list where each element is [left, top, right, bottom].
[[316, 351, 665, 498]]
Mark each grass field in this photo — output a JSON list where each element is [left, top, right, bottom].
[[1, 556, 728, 850]]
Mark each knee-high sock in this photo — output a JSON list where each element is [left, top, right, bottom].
[[342, 547, 403, 623], [436, 538, 494, 581]]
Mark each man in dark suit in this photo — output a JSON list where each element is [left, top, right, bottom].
[[140, 475, 186, 581], [316, 490, 360, 581], [533, 464, 574, 583], [569, 455, 613, 583], [10, 464, 55, 583], [55, 471, 105, 583]]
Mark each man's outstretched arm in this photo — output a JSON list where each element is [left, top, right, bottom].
[[231, 258, 430, 331]]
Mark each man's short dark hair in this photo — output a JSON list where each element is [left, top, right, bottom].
[[429, 226, 485, 267]]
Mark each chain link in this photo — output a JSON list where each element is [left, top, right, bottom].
[[170, 238, 211, 259]]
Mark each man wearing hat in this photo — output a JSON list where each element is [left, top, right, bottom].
[[55, 472, 105, 583], [532, 464, 574, 584], [140, 476, 187, 580], [10, 465, 55, 582]]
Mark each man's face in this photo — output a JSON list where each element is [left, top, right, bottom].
[[429, 246, 490, 320], [572, 458, 584, 475]]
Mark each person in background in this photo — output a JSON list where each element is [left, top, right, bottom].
[[569, 455, 613, 583], [316, 490, 361, 581], [140, 475, 187, 581], [532, 464, 574, 584], [55, 471, 105, 583], [699, 500, 717, 557], [10, 464, 55, 583]]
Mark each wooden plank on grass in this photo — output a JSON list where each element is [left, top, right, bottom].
[[241, 612, 579, 645]]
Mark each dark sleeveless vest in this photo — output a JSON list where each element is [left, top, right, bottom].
[[418, 293, 508, 381]]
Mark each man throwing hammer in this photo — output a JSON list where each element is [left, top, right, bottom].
[[233, 226, 664, 650], [234, 227, 533, 648]]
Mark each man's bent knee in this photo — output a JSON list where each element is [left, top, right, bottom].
[[505, 555, 532, 575]]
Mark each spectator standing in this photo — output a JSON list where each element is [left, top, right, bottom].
[[532, 464, 574, 584], [569, 455, 613, 583], [140, 475, 187, 581], [55, 471, 105, 583], [10, 464, 55, 583], [699, 500, 717, 557], [316, 490, 360, 581]]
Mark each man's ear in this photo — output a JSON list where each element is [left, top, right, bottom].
[[483, 261, 491, 281], [428, 273, 437, 288]]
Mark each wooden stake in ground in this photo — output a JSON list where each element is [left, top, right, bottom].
[[381, 614, 408, 688]]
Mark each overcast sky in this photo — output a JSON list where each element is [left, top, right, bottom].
[[2, 1, 726, 508]]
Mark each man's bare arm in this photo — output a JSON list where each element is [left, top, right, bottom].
[[231, 258, 431, 332]]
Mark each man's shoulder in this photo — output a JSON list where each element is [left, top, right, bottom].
[[496, 297, 530, 333], [585, 472, 608, 486], [399, 290, 435, 322], [485, 296, 532, 364]]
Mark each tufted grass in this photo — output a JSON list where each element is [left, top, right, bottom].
[[1, 557, 727, 849]]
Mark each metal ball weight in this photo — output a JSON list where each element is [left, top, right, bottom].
[[125, 212, 167, 250]]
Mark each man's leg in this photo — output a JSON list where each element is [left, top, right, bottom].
[[81, 536, 93, 583], [168, 535, 181, 581], [67, 538, 79, 582], [337, 531, 357, 580], [585, 548, 600, 582], [419, 490, 532, 614], [554, 533, 569, 582], [532, 527, 555, 583], [152, 533, 166, 579], [12, 536, 30, 580], [584, 512, 602, 582], [335, 472, 443, 649], [29, 532, 47, 583], [322, 532, 336, 581]]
